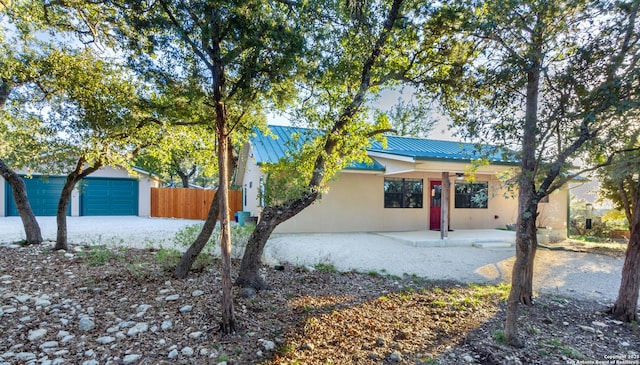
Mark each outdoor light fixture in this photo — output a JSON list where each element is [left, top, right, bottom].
[[585, 203, 593, 230], [455, 172, 464, 180]]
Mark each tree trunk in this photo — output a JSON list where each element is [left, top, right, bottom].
[[236, 0, 403, 291], [235, 208, 280, 290], [174, 145, 236, 279], [216, 114, 235, 335], [521, 219, 538, 305], [236, 193, 318, 290], [176, 169, 190, 188], [505, 19, 543, 346], [608, 181, 640, 322], [505, 187, 537, 348], [54, 159, 100, 251], [0, 159, 43, 244], [174, 190, 221, 278], [54, 175, 80, 251], [175, 164, 196, 188], [217, 132, 236, 334]]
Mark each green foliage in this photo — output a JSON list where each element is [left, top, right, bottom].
[[1, 2, 165, 180], [595, 147, 639, 230], [313, 262, 338, 274], [135, 125, 219, 188], [173, 224, 218, 252], [439, 0, 640, 215], [155, 247, 181, 271], [81, 246, 122, 267], [379, 96, 437, 138], [493, 330, 506, 344], [601, 209, 629, 230], [169, 222, 253, 265]]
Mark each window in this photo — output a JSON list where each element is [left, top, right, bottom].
[[455, 182, 488, 208], [384, 178, 423, 208]]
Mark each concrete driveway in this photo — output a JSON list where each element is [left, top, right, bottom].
[[0, 216, 630, 305]]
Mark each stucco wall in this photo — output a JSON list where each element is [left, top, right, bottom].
[[273, 170, 569, 235]]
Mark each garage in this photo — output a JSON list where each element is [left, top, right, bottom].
[[80, 177, 139, 216], [5, 176, 70, 216]]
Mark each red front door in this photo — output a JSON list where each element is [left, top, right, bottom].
[[430, 180, 442, 230]]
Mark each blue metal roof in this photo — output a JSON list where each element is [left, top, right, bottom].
[[250, 125, 515, 169], [251, 125, 386, 171], [369, 135, 515, 163]]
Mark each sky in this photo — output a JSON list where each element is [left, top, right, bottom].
[[268, 87, 458, 142]]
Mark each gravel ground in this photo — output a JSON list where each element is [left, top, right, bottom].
[[0, 216, 630, 304]]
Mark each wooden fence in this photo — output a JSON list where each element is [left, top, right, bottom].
[[151, 187, 243, 220]]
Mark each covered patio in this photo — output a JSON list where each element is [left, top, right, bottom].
[[376, 229, 516, 248]]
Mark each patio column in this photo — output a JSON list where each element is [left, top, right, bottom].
[[441, 171, 450, 239]]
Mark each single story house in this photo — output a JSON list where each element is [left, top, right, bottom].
[[1, 166, 161, 217], [236, 125, 569, 239]]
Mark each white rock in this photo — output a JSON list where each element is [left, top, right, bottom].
[[15, 352, 36, 361], [127, 322, 149, 337], [389, 351, 402, 362], [82, 360, 98, 365], [179, 305, 193, 313], [161, 320, 173, 331], [192, 290, 204, 297], [123, 354, 142, 364], [56, 330, 70, 339], [463, 354, 474, 362], [95, 336, 116, 344], [28, 328, 47, 342], [137, 304, 152, 313], [34, 299, 52, 307], [621, 341, 630, 347], [165, 294, 180, 301], [78, 317, 95, 331], [181, 347, 194, 356], [578, 325, 596, 333], [167, 349, 179, 359], [60, 335, 75, 344], [199, 348, 209, 356], [39, 341, 59, 350], [259, 339, 276, 351], [85, 349, 95, 357], [189, 331, 203, 339], [119, 321, 137, 328], [15, 295, 31, 303]]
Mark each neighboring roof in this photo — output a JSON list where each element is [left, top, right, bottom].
[[251, 125, 385, 171], [250, 125, 516, 170]]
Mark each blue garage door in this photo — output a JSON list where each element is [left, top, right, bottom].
[[80, 178, 138, 216], [5, 176, 70, 216]]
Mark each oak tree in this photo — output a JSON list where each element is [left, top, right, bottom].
[[440, 0, 640, 346]]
